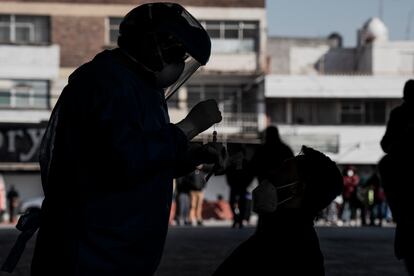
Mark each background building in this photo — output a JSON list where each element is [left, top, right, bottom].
[[0, 0, 267, 202], [266, 17, 412, 173]]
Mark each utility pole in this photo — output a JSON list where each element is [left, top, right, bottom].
[[379, 0, 384, 20]]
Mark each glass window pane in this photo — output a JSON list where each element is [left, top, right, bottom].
[[341, 102, 363, 124], [187, 85, 202, 109], [267, 99, 286, 123], [0, 15, 10, 23], [224, 29, 238, 39], [15, 94, 30, 107], [204, 86, 220, 102], [243, 28, 258, 39], [315, 101, 337, 124], [0, 91, 11, 106], [0, 26, 10, 43], [15, 26, 31, 43], [365, 101, 386, 124], [110, 29, 118, 44], [207, 29, 220, 39], [293, 101, 313, 124], [15, 16, 49, 44]]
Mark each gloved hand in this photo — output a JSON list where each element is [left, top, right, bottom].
[[176, 99, 222, 140]]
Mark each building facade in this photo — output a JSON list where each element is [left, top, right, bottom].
[[0, 0, 267, 202], [266, 17, 413, 168]]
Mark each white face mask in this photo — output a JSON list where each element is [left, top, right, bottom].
[[347, 170, 354, 177], [252, 180, 300, 214]]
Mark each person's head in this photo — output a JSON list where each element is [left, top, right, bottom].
[[263, 126, 281, 145], [343, 165, 356, 177], [253, 146, 343, 218], [196, 164, 203, 170], [117, 3, 211, 96], [403, 79, 414, 103]]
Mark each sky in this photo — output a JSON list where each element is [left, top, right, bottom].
[[266, 0, 414, 47]]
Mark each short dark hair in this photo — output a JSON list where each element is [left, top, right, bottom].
[[296, 146, 343, 217]]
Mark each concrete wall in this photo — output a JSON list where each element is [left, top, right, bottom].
[[0, 45, 59, 79], [372, 41, 414, 75], [277, 125, 386, 165], [268, 37, 333, 74], [290, 45, 330, 75]]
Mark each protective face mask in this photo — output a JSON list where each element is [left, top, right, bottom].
[[347, 170, 354, 177], [120, 43, 185, 88], [252, 180, 300, 214]]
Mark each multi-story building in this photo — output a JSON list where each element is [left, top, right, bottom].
[[0, 0, 267, 201], [266, 17, 413, 170]]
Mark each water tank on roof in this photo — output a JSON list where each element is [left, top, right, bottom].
[[360, 17, 389, 44]]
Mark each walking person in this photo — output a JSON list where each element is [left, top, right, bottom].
[[175, 175, 192, 226], [189, 164, 208, 226], [6, 185, 19, 224], [379, 79, 414, 275], [225, 144, 253, 228]]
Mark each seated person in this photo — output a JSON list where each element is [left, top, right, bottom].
[[212, 146, 343, 276]]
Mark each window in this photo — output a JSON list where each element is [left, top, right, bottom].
[[0, 80, 49, 109], [341, 101, 364, 124], [365, 101, 386, 124], [292, 100, 338, 125], [0, 15, 49, 44], [200, 20, 259, 53], [108, 17, 122, 45], [340, 100, 387, 125], [186, 84, 244, 113], [267, 99, 286, 124]]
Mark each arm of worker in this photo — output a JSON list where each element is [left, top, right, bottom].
[[99, 93, 221, 181]]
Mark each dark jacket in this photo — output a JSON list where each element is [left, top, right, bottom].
[[31, 49, 188, 276], [379, 101, 414, 259], [212, 210, 325, 276]]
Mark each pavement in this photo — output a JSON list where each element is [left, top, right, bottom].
[[0, 222, 409, 276]]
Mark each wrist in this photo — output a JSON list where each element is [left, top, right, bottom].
[[176, 119, 198, 140]]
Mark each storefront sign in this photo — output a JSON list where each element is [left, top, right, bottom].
[[0, 123, 46, 163]]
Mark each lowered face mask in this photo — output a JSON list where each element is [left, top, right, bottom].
[[252, 180, 301, 214]]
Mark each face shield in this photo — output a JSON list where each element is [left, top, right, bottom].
[[119, 3, 211, 100], [164, 56, 201, 100]]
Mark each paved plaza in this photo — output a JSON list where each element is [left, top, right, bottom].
[[0, 223, 409, 276]]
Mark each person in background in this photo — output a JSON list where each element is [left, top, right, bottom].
[[212, 146, 343, 276], [175, 174, 193, 226], [340, 166, 359, 225], [189, 164, 209, 226], [379, 79, 414, 275], [6, 185, 19, 224], [225, 144, 254, 229]]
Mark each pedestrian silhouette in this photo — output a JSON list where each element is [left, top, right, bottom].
[[212, 146, 343, 276], [225, 143, 254, 228], [6, 185, 19, 224], [2, 3, 224, 275], [378, 79, 414, 275]]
